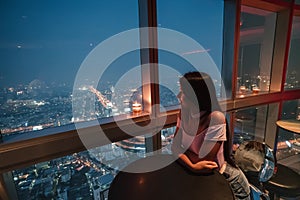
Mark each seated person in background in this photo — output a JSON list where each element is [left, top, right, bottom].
[[172, 71, 251, 200], [234, 141, 271, 190]]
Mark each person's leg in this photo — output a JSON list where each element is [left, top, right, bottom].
[[223, 163, 251, 200]]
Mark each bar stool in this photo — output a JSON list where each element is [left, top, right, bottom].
[[264, 163, 300, 200]]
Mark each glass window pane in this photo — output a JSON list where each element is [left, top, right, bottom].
[[237, 6, 276, 97], [161, 126, 177, 154], [0, 1, 140, 139], [157, 1, 225, 108], [12, 137, 147, 199], [233, 105, 269, 145], [285, 13, 300, 90]]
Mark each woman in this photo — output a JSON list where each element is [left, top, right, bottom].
[[172, 72, 250, 200]]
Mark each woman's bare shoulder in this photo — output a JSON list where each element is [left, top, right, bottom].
[[209, 111, 226, 125]]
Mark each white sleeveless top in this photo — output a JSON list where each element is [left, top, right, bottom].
[[181, 123, 227, 167]]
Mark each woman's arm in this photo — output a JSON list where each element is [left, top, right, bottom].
[[178, 153, 218, 173], [176, 141, 220, 174]]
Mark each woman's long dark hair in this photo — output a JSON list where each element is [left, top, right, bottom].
[[180, 71, 236, 167]]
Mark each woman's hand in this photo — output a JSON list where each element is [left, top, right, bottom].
[[178, 154, 218, 173], [192, 160, 218, 170]]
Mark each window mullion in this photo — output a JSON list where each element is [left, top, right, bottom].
[[138, 0, 161, 152]]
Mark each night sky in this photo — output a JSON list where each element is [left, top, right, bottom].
[[0, 0, 224, 87]]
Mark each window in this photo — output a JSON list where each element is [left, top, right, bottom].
[[11, 136, 148, 199], [0, 0, 140, 139], [237, 6, 276, 97], [1, 1, 300, 199], [285, 11, 300, 90], [233, 105, 269, 144], [10, 124, 178, 199], [156, 1, 225, 108]]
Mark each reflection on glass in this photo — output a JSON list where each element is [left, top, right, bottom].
[[0, 1, 139, 139], [161, 126, 176, 154], [285, 15, 300, 90], [237, 6, 276, 97], [233, 105, 268, 144], [276, 99, 300, 164], [117, 126, 176, 155]]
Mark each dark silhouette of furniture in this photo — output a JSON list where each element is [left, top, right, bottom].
[[265, 163, 300, 200], [108, 154, 234, 200]]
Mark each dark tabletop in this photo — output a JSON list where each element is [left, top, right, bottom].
[[108, 154, 234, 200]]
